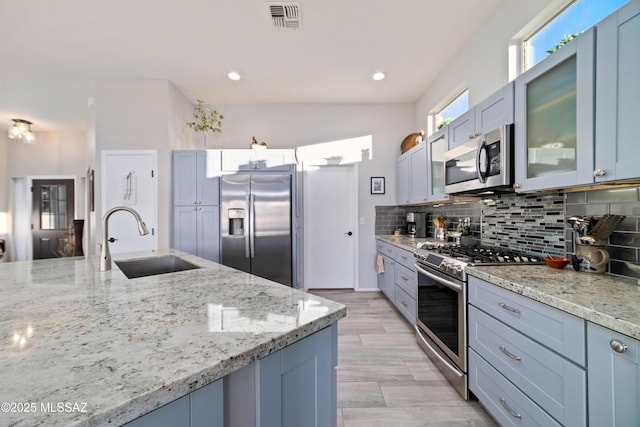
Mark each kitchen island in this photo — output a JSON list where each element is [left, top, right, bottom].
[[0, 250, 346, 426]]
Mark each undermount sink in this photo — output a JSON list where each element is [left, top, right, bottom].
[[115, 255, 201, 279]]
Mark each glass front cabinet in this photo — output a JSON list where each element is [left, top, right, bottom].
[[513, 28, 595, 193], [426, 127, 451, 203]]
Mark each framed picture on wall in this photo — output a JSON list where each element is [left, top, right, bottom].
[[370, 177, 385, 194]]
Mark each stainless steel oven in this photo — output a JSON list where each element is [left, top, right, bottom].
[[414, 244, 545, 400], [415, 254, 468, 399]]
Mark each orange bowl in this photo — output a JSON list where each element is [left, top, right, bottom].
[[545, 256, 570, 270]]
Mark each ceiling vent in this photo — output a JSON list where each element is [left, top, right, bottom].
[[268, 2, 302, 30]]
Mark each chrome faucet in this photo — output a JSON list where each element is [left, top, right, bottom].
[[99, 206, 149, 271]]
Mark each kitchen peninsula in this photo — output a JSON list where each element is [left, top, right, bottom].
[[0, 251, 346, 426]]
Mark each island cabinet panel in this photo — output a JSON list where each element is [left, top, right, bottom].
[[172, 150, 221, 262], [587, 322, 640, 427], [258, 323, 338, 427], [595, 0, 640, 182], [124, 379, 223, 427]]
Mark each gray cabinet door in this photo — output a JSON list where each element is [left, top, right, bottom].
[[173, 151, 219, 206], [396, 154, 410, 205], [173, 151, 198, 206], [587, 322, 640, 427], [258, 324, 337, 427], [173, 205, 199, 256], [595, 1, 640, 182], [474, 82, 514, 135], [199, 205, 220, 263], [409, 143, 428, 204], [449, 108, 476, 149]]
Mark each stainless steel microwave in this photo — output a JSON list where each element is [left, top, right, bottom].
[[444, 125, 514, 195]]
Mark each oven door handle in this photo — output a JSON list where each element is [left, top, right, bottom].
[[416, 264, 463, 292]]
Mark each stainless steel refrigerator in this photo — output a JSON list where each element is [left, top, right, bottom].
[[220, 174, 292, 286]]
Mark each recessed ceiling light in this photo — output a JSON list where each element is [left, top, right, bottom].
[[372, 72, 386, 81], [228, 72, 241, 81]]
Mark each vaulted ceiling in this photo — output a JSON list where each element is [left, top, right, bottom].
[[0, 0, 509, 132]]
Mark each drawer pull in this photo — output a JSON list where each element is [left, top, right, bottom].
[[498, 397, 522, 419], [498, 302, 521, 314], [610, 340, 628, 354], [498, 345, 521, 361], [401, 276, 408, 281], [401, 301, 408, 307]]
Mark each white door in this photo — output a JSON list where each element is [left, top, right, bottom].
[[303, 165, 357, 289], [102, 151, 157, 254]]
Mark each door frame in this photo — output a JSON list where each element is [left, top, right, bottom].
[[23, 175, 80, 261], [301, 162, 359, 291]]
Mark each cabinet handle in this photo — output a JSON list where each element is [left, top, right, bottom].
[[593, 169, 606, 178], [401, 301, 408, 307], [498, 302, 521, 314], [401, 275, 408, 281], [513, 183, 521, 190], [498, 397, 522, 419], [610, 340, 628, 354], [498, 345, 521, 361]]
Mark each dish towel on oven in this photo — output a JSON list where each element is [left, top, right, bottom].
[[376, 254, 385, 274]]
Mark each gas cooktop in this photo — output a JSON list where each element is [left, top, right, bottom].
[[414, 244, 545, 281]]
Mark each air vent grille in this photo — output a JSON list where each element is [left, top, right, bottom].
[[268, 2, 302, 30]]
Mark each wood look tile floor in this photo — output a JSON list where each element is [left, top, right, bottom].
[[310, 289, 497, 427]]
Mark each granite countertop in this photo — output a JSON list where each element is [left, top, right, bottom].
[[467, 265, 640, 340], [0, 250, 346, 427], [376, 235, 451, 252]]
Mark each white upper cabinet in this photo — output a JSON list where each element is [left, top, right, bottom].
[[595, 0, 640, 183], [448, 83, 514, 149], [513, 28, 595, 193]]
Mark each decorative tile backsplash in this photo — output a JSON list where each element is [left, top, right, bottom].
[[481, 192, 565, 256], [375, 185, 640, 280]]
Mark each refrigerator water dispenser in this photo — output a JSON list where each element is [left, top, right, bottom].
[[228, 208, 245, 235]]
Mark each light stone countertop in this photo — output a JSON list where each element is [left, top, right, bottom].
[[0, 250, 346, 427], [467, 265, 640, 340], [376, 235, 452, 252]]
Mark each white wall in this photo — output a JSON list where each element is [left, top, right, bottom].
[[0, 133, 7, 212], [94, 79, 196, 253], [415, 0, 557, 130]]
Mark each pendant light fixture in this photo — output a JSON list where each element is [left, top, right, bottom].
[[8, 119, 35, 143]]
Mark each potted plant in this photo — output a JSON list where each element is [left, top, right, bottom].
[[186, 99, 224, 148]]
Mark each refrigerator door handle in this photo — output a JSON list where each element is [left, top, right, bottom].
[[249, 193, 256, 258], [245, 193, 251, 258]]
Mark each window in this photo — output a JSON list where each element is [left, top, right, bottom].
[[436, 90, 468, 129], [524, 0, 627, 70]]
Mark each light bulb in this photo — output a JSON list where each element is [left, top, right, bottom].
[[16, 121, 28, 133], [23, 130, 35, 143], [8, 125, 20, 139]]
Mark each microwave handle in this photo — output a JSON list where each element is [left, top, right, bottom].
[[476, 139, 488, 183]]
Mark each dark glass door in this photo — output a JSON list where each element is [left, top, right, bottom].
[[32, 179, 74, 259]]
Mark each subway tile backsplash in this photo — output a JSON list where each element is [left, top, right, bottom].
[[375, 185, 640, 281]]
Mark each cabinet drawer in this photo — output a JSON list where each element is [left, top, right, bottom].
[[469, 306, 586, 427], [395, 247, 415, 270], [394, 285, 416, 324], [469, 349, 561, 427], [376, 240, 395, 258], [469, 276, 585, 365], [394, 263, 416, 298]]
